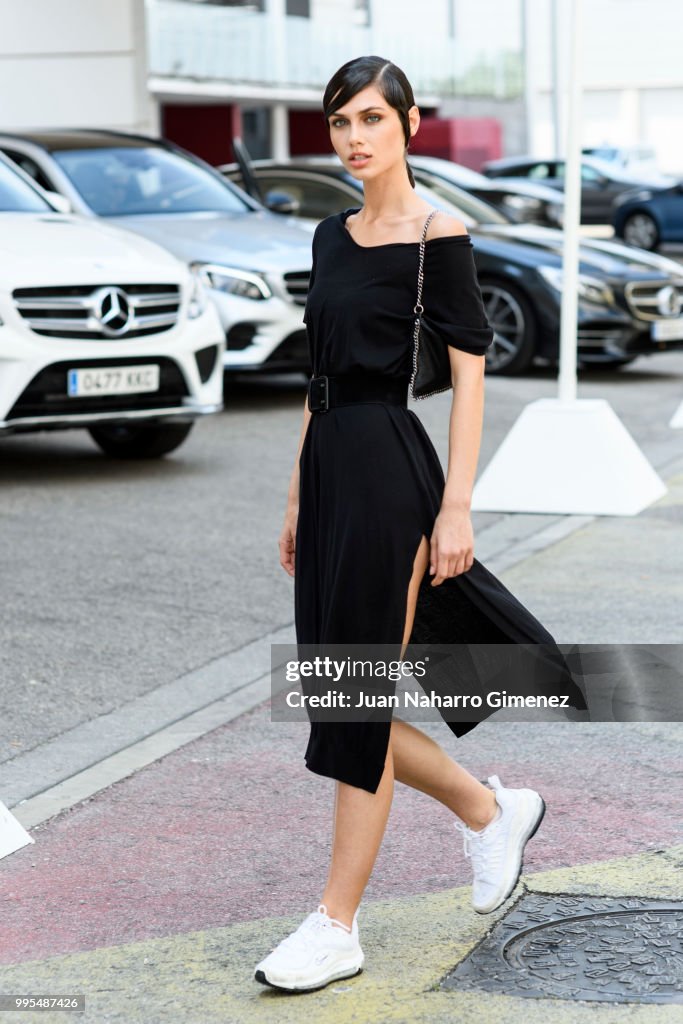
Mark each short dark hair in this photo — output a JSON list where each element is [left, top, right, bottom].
[[323, 55, 417, 188]]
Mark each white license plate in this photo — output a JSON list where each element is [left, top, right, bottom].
[[651, 318, 683, 342], [67, 365, 160, 397]]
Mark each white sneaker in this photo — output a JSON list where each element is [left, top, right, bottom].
[[254, 903, 364, 992], [454, 774, 546, 914]]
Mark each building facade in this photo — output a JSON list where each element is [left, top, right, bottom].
[[0, 0, 155, 134], [1, 0, 681, 175]]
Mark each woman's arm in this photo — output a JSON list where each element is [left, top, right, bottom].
[[429, 351, 485, 585], [421, 213, 492, 585], [443, 350, 486, 511], [280, 394, 312, 577], [287, 394, 312, 506], [281, 221, 319, 577]]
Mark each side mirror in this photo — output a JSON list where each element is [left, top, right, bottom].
[[44, 190, 72, 213], [265, 190, 300, 215]]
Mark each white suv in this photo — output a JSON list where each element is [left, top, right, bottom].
[[0, 155, 224, 458]]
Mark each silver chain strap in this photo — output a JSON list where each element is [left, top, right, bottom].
[[409, 208, 452, 401], [413, 208, 437, 316]]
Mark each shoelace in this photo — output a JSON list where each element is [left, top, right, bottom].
[[454, 814, 504, 877], [274, 904, 352, 954]]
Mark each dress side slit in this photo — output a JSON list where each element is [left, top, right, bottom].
[[400, 533, 431, 659]]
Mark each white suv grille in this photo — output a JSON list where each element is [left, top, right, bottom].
[[12, 283, 181, 339]]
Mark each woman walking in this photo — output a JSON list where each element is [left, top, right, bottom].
[[255, 55, 586, 993]]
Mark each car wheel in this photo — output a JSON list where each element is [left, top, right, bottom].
[[88, 421, 194, 458], [622, 212, 660, 250], [480, 279, 537, 375]]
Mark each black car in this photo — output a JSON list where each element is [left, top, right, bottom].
[[221, 154, 683, 374], [225, 151, 564, 228], [481, 153, 676, 225]]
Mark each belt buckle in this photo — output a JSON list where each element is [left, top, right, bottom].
[[307, 374, 329, 413]]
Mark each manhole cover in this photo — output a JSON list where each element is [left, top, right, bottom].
[[442, 893, 683, 1004]]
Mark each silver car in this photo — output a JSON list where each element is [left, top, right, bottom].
[[0, 130, 316, 377]]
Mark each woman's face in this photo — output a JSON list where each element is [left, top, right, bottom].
[[327, 83, 418, 182]]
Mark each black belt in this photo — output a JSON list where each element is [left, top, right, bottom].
[[307, 373, 408, 413]]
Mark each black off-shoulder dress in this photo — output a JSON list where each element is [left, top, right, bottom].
[[295, 207, 586, 794]]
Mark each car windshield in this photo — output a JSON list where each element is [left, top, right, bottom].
[[51, 146, 252, 216], [415, 159, 488, 188], [0, 159, 51, 212], [413, 171, 512, 225]]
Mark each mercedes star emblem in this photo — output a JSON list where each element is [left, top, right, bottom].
[[93, 286, 133, 337]]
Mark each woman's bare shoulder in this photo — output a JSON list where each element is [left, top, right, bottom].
[[425, 211, 469, 241]]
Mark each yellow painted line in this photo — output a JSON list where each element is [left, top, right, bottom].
[[2, 844, 681, 1024]]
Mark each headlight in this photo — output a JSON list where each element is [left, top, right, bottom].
[[192, 262, 272, 301], [538, 266, 615, 306], [187, 268, 209, 319]]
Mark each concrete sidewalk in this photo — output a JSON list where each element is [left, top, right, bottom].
[[1, 462, 682, 1022]]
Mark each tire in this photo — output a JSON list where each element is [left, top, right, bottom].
[[88, 420, 195, 459], [622, 211, 660, 250], [480, 278, 537, 375]]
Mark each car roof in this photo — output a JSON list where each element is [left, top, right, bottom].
[[221, 155, 339, 171], [483, 155, 568, 173], [0, 129, 165, 152], [483, 153, 614, 171]]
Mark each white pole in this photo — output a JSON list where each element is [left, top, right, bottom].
[[521, 0, 536, 155], [272, 102, 290, 162], [551, 0, 563, 157], [557, 0, 582, 404], [269, 0, 289, 160]]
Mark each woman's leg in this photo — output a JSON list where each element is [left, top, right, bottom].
[[319, 740, 395, 930], [315, 536, 429, 928], [397, 534, 498, 830], [318, 720, 496, 931], [390, 718, 497, 828]]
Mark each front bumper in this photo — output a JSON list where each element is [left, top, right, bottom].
[[1, 400, 222, 436], [577, 322, 683, 361], [0, 301, 225, 436], [210, 290, 310, 373], [531, 282, 683, 363]]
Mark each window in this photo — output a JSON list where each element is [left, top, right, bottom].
[[412, 170, 510, 226], [555, 162, 604, 182], [580, 164, 605, 182], [0, 159, 50, 212], [258, 175, 352, 219], [527, 162, 554, 180], [51, 146, 252, 217], [1, 149, 55, 192]]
